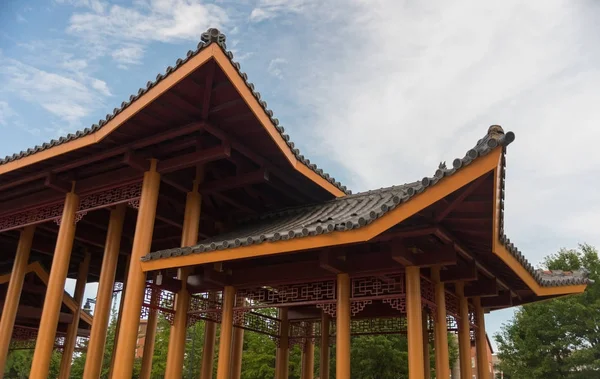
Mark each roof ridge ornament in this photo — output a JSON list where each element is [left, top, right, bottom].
[[201, 28, 227, 47], [487, 124, 504, 137]]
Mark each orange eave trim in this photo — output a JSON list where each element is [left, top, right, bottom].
[[141, 147, 588, 298], [0, 44, 345, 197], [489, 153, 587, 297], [0, 262, 93, 326], [141, 149, 501, 272]]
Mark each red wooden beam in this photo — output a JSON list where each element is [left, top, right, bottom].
[[481, 291, 512, 308], [434, 175, 488, 223], [202, 122, 323, 201], [157, 144, 231, 174], [199, 169, 269, 194], [464, 277, 498, 297], [319, 250, 348, 274], [123, 150, 150, 172], [440, 261, 478, 283], [0, 121, 206, 195], [202, 60, 216, 120], [44, 173, 72, 193]]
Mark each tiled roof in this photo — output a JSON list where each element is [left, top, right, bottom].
[[142, 125, 591, 288], [141, 126, 495, 255], [536, 270, 591, 287], [0, 28, 348, 194]]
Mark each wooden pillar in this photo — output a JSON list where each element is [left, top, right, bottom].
[[200, 292, 217, 379], [165, 173, 202, 378], [422, 309, 431, 379], [275, 307, 289, 379], [30, 188, 79, 379], [406, 266, 425, 379], [336, 273, 350, 379], [59, 252, 91, 379], [83, 204, 126, 379], [432, 266, 450, 379], [139, 275, 160, 379], [474, 297, 490, 379], [0, 225, 35, 377], [301, 324, 314, 379], [216, 286, 235, 379], [108, 256, 130, 379], [112, 161, 160, 378], [230, 326, 245, 379], [456, 282, 472, 379], [320, 311, 330, 379]]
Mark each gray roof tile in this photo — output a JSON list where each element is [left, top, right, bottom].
[[0, 28, 348, 194], [142, 125, 591, 288]]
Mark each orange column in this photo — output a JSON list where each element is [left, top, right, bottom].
[[112, 161, 160, 378], [275, 307, 289, 379], [83, 204, 126, 379], [301, 323, 314, 379], [108, 256, 130, 379], [59, 252, 91, 379], [30, 188, 79, 379], [139, 278, 159, 379], [230, 326, 245, 379], [456, 282, 472, 379], [431, 266, 450, 379], [406, 266, 425, 379], [474, 297, 490, 379], [320, 311, 330, 379], [165, 172, 202, 377], [336, 273, 351, 379], [199, 292, 217, 379], [216, 286, 236, 379], [422, 309, 431, 379], [0, 225, 35, 377]]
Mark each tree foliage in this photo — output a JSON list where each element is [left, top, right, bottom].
[[495, 244, 600, 379], [4, 301, 459, 378]]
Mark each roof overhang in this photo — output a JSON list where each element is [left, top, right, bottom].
[[140, 136, 588, 299], [0, 42, 346, 198], [0, 262, 93, 326]]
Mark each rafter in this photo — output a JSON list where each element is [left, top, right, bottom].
[[434, 175, 487, 223], [200, 169, 269, 194], [202, 60, 216, 120]]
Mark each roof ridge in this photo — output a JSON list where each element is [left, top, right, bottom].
[[0, 28, 349, 194], [143, 125, 516, 262], [235, 126, 515, 225]]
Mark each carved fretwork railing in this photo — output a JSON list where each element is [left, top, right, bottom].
[[9, 325, 89, 352], [141, 282, 176, 324], [0, 182, 142, 232], [185, 274, 471, 344]]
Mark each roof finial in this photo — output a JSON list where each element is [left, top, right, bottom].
[[488, 124, 504, 137], [201, 28, 226, 47]]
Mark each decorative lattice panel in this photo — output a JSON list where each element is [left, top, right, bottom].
[[351, 274, 405, 299], [0, 182, 142, 232], [141, 283, 176, 324], [236, 280, 336, 308]]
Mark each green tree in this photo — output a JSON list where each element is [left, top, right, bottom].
[[495, 243, 600, 379], [4, 349, 61, 378]]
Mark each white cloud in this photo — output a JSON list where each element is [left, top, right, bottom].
[[63, 0, 229, 64], [266, 0, 600, 253], [90, 78, 112, 97], [249, 0, 313, 22], [268, 57, 287, 78], [111, 44, 145, 66], [247, 0, 600, 348], [0, 57, 111, 127], [55, 0, 107, 14], [0, 101, 15, 126]]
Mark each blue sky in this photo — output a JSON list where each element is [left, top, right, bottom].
[[2, 0, 600, 351]]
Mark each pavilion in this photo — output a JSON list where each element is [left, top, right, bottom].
[[0, 28, 590, 379]]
